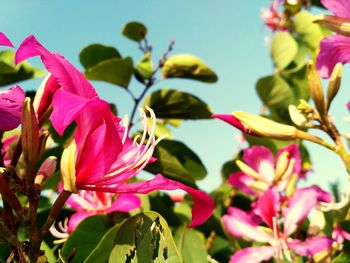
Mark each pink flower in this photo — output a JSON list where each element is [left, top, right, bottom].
[[261, 0, 287, 32], [16, 35, 214, 227], [0, 32, 13, 47], [50, 190, 140, 242], [223, 188, 333, 262], [316, 0, 350, 78], [332, 224, 350, 244], [228, 144, 304, 197]]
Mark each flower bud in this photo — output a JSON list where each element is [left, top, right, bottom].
[[60, 142, 77, 193], [314, 14, 350, 37], [35, 156, 57, 185], [326, 63, 342, 111], [288, 105, 309, 128], [307, 61, 326, 117], [297, 99, 313, 114]]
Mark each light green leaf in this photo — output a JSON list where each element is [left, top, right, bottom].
[[79, 44, 121, 69], [271, 32, 298, 70], [174, 226, 208, 263], [162, 54, 217, 83], [62, 215, 113, 263], [135, 52, 153, 80], [85, 57, 133, 88], [40, 241, 56, 263], [109, 211, 182, 263], [145, 139, 207, 185], [143, 89, 212, 119], [121, 21, 147, 42]]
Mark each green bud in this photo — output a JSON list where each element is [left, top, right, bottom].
[[326, 63, 342, 111]]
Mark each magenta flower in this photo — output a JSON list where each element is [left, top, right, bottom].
[[316, 0, 350, 78], [50, 190, 140, 242], [0, 32, 13, 47], [223, 187, 333, 262], [16, 35, 214, 227], [228, 144, 304, 197], [261, 0, 287, 32]]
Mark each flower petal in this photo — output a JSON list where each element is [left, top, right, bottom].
[[228, 172, 257, 197], [213, 113, 259, 136], [256, 188, 280, 228], [67, 211, 93, 233], [229, 246, 275, 263], [320, 0, 350, 17], [0, 32, 13, 47], [80, 174, 214, 227], [288, 236, 333, 256], [0, 86, 25, 131], [276, 143, 302, 175], [316, 35, 350, 78], [107, 194, 141, 213]]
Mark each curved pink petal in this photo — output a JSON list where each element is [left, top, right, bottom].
[[288, 236, 333, 256], [15, 35, 97, 99], [230, 246, 275, 263], [228, 172, 257, 197], [243, 146, 274, 183], [320, 0, 350, 17], [80, 174, 214, 227], [0, 86, 25, 131], [256, 188, 280, 228], [0, 32, 13, 47], [316, 35, 350, 78], [107, 194, 141, 213], [223, 207, 274, 243], [213, 114, 259, 136], [67, 211, 93, 233], [333, 224, 350, 243]]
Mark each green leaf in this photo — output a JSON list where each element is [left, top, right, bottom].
[[135, 52, 153, 80], [0, 50, 45, 86], [173, 226, 208, 263], [294, 11, 325, 52], [41, 241, 56, 263], [244, 133, 291, 154], [271, 32, 298, 71], [256, 75, 294, 109], [109, 211, 182, 263], [79, 44, 121, 69], [333, 253, 350, 263], [85, 57, 133, 88], [121, 21, 147, 42], [143, 89, 212, 119], [145, 139, 207, 185], [162, 54, 217, 83], [62, 215, 113, 263], [84, 223, 123, 263]]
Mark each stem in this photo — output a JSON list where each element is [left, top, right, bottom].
[[40, 190, 72, 238], [0, 221, 20, 247]]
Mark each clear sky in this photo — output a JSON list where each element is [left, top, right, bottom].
[[1, 0, 349, 192]]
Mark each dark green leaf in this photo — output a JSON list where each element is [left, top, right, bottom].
[[143, 89, 212, 119], [311, 0, 325, 8], [162, 54, 217, 83], [121, 21, 147, 42], [62, 215, 113, 263], [173, 226, 208, 263], [270, 32, 298, 71], [79, 44, 121, 69], [85, 57, 133, 88], [109, 211, 182, 263], [145, 139, 207, 185]]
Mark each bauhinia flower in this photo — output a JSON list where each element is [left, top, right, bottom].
[[15, 35, 214, 227], [223, 187, 333, 263], [50, 190, 140, 243], [228, 144, 305, 197], [261, 0, 287, 32], [315, 0, 350, 78]]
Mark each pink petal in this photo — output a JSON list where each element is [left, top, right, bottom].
[[80, 174, 214, 227], [0, 32, 13, 47], [213, 113, 259, 136], [0, 86, 25, 131], [15, 35, 97, 99], [256, 189, 280, 228], [107, 194, 141, 213], [67, 211, 93, 233], [332, 224, 350, 243], [288, 236, 333, 256], [316, 35, 350, 78], [243, 146, 274, 182], [228, 172, 257, 197], [320, 0, 350, 17], [276, 143, 302, 175], [223, 207, 274, 243], [283, 187, 330, 236], [230, 246, 275, 263]]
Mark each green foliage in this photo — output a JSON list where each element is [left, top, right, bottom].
[[173, 226, 208, 263], [143, 89, 212, 120], [62, 215, 114, 263], [135, 52, 153, 80], [0, 50, 44, 86], [79, 44, 121, 69], [162, 54, 218, 83], [109, 211, 182, 263], [121, 21, 148, 42], [145, 139, 207, 186], [271, 32, 298, 71]]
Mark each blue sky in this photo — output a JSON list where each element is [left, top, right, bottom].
[[1, 1, 349, 192]]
